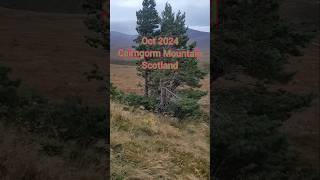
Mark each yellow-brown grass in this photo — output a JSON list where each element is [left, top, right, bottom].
[[110, 102, 210, 180]]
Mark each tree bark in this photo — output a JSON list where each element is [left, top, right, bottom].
[[144, 70, 149, 97]]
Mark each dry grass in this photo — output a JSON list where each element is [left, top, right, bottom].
[[110, 65, 210, 94], [0, 7, 107, 105], [111, 64, 144, 95], [0, 123, 106, 180], [110, 64, 210, 112], [110, 102, 210, 180]]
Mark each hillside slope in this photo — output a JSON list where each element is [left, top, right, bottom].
[[0, 7, 107, 105], [110, 29, 210, 53], [110, 102, 210, 179], [0, 122, 106, 179]]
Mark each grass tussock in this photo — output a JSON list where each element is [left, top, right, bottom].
[[110, 101, 210, 180]]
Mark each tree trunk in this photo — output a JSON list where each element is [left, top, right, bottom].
[[144, 70, 149, 97]]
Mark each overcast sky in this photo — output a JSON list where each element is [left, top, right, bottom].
[[111, 0, 210, 35]]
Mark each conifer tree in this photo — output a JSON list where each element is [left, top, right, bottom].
[[83, 0, 108, 49], [147, 3, 206, 101], [212, 0, 309, 82], [211, 0, 315, 179], [135, 0, 160, 97]]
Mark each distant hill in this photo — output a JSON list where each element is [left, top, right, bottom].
[[0, 0, 84, 13], [110, 31, 137, 50], [187, 29, 210, 51], [110, 29, 210, 60]]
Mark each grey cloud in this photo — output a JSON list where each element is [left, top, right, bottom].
[[111, 0, 209, 34]]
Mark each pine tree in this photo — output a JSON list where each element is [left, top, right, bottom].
[[212, 0, 309, 82], [135, 0, 160, 97], [147, 3, 206, 109], [83, 0, 108, 49], [211, 0, 315, 179]]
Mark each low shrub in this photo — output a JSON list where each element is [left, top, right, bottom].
[[168, 97, 200, 119], [110, 83, 206, 119], [124, 93, 157, 111], [15, 97, 106, 143], [111, 83, 158, 111], [0, 65, 20, 107], [0, 64, 106, 151], [177, 89, 207, 100], [110, 82, 125, 102]]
